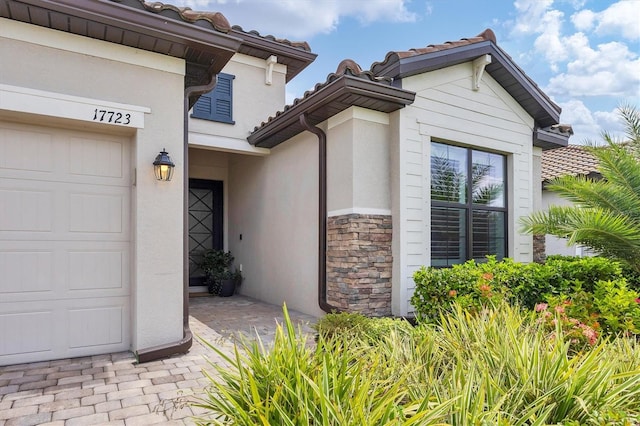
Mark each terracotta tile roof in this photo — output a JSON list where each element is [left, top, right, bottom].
[[252, 59, 396, 132], [230, 25, 311, 52], [373, 29, 497, 67], [139, 1, 311, 52], [541, 145, 599, 182], [248, 59, 415, 147], [140, 1, 231, 32], [370, 28, 562, 122]]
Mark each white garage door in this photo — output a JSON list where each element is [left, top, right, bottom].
[[0, 120, 131, 366]]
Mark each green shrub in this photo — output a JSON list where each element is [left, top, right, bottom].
[[545, 255, 623, 293], [313, 311, 415, 348], [593, 278, 640, 334], [411, 255, 638, 333], [311, 311, 369, 339]]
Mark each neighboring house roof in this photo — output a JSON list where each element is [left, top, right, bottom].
[[249, 29, 571, 150], [541, 145, 600, 183], [248, 59, 416, 148], [0, 0, 315, 103]]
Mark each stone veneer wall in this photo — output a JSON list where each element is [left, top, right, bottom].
[[533, 234, 546, 263], [326, 214, 392, 316]]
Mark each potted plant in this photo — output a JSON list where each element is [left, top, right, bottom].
[[199, 249, 239, 297]]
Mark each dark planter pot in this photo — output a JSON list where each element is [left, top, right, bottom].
[[218, 279, 235, 297]]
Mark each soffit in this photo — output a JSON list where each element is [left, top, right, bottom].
[[0, 0, 243, 94]]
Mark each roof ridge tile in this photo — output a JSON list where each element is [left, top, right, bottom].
[[140, 1, 231, 32]]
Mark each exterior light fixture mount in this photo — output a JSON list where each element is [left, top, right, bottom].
[[153, 148, 175, 181]]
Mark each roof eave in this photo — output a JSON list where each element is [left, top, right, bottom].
[[535, 128, 570, 150], [13, 0, 243, 57], [248, 75, 415, 148], [229, 28, 317, 82]]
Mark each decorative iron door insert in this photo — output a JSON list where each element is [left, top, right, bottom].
[[188, 179, 223, 286]]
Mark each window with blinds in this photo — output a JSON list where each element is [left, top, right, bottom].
[[430, 142, 507, 267]]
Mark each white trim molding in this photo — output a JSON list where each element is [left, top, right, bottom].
[[0, 84, 150, 129], [189, 131, 270, 156]]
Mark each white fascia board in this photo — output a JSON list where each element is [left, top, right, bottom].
[[189, 131, 270, 156]]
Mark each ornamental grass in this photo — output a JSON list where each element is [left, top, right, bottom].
[[192, 303, 640, 425]]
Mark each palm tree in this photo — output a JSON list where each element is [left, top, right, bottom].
[[521, 104, 640, 272]]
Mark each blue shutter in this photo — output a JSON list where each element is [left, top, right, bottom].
[[190, 73, 235, 124]]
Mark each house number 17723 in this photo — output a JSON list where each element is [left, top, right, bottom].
[[92, 108, 131, 125]]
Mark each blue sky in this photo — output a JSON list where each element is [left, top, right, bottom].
[[176, 0, 640, 144]]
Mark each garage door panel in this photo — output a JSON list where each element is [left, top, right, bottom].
[[0, 126, 54, 174], [68, 249, 128, 292], [0, 179, 130, 241], [0, 310, 54, 357], [0, 249, 53, 293], [69, 193, 124, 234], [0, 188, 53, 232], [69, 135, 124, 179], [68, 305, 124, 348], [0, 122, 130, 186], [0, 297, 129, 364], [0, 242, 130, 303], [0, 120, 131, 366]]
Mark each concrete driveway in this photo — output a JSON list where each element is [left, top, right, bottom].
[[0, 295, 318, 425]]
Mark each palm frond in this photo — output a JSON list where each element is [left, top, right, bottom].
[[524, 104, 640, 272]]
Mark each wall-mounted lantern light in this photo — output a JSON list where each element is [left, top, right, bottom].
[[153, 149, 175, 181]]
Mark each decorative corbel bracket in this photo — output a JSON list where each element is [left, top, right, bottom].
[[265, 55, 278, 85], [472, 54, 492, 91]]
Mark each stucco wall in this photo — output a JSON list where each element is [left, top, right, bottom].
[[228, 131, 323, 317], [188, 53, 285, 155], [226, 106, 395, 317], [0, 18, 186, 351], [394, 62, 536, 316], [327, 107, 391, 215]]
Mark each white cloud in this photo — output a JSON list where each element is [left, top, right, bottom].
[[558, 100, 626, 144], [546, 40, 640, 98], [571, 9, 595, 32], [508, 1, 640, 102], [573, 1, 640, 41], [173, 0, 417, 38], [532, 9, 566, 69], [571, 2, 640, 41], [511, 0, 555, 35]]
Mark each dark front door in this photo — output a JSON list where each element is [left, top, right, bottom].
[[188, 179, 223, 286]]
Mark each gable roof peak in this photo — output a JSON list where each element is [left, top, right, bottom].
[[336, 59, 363, 75], [476, 28, 496, 44], [371, 28, 497, 73]]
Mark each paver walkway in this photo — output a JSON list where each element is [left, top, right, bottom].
[[0, 295, 318, 425]]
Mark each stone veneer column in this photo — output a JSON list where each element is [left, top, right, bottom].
[[533, 234, 546, 263], [326, 214, 392, 316]]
